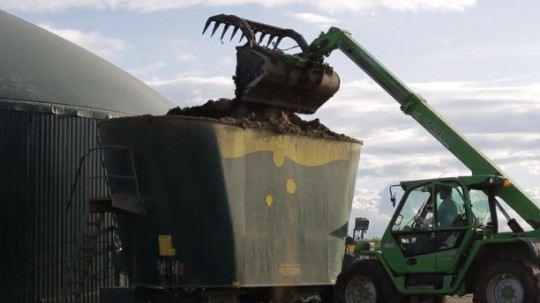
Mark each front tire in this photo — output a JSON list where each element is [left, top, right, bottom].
[[334, 259, 401, 303], [473, 257, 540, 303]]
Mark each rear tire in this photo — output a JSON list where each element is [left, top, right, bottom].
[[334, 259, 402, 303], [473, 257, 540, 303]]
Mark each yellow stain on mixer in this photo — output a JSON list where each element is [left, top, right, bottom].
[[216, 125, 361, 167]]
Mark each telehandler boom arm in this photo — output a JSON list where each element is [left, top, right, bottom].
[[301, 27, 540, 229]]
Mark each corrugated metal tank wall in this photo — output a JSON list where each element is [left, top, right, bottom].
[[0, 108, 120, 302]]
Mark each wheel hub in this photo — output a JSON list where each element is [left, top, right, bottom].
[[487, 273, 523, 303], [345, 276, 377, 303]]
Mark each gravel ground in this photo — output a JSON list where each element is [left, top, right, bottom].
[[447, 295, 473, 303]]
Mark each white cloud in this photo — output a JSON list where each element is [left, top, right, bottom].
[[1, 0, 476, 13], [411, 81, 540, 103], [146, 75, 232, 88], [376, 0, 476, 13], [146, 75, 234, 106], [38, 23, 131, 57], [333, 79, 540, 107], [168, 39, 198, 62], [220, 57, 235, 66], [287, 12, 338, 25], [316, 79, 540, 136], [349, 188, 393, 238], [352, 188, 380, 213], [1, 0, 96, 12], [528, 187, 540, 201], [176, 54, 196, 61], [128, 61, 165, 78]]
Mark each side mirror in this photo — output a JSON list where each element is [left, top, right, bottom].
[[389, 185, 399, 207]]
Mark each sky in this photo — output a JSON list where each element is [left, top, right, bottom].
[[3, 0, 540, 237]]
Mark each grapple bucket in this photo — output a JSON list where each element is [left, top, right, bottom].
[[203, 14, 340, 114], [235, 46, 340, 114]]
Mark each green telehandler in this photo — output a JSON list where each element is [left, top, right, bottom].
[[204, 14, 540, 303]]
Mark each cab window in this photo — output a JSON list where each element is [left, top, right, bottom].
[[469, 189, 491, 226]]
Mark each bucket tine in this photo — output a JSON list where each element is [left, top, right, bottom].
[[266, 35, 275, 47], [220, 24, 231, 41], [230, 27, 240, 41], [274, 37, 283, 49], [258, 32, 267, 44], [202, 19, 212, 35], [210, 22, 220, 37], [203, 14, 308, 50]]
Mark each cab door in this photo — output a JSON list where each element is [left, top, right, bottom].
[[432, 182, 471, 272], [383, 181, 471, 275], [383, 181, 438, 274]]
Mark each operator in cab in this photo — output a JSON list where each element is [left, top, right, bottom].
[[437, 186, 464, 228]]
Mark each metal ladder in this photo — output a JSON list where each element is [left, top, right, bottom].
[[62, 145, 141, 303], [63, 202, 107, 303]]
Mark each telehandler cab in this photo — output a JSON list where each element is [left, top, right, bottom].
[[204, 14, 540, 303]]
